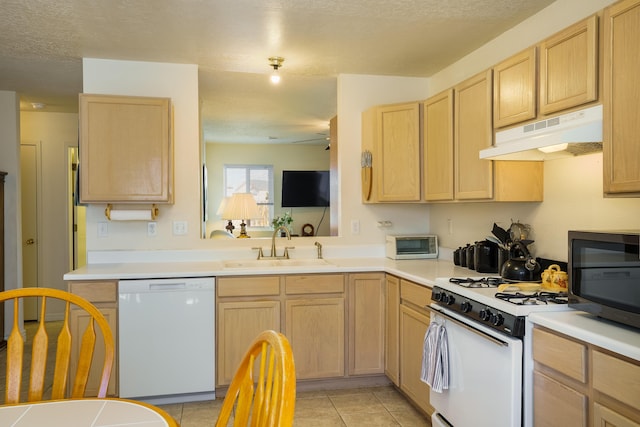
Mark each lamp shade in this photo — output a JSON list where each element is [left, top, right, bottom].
[[222, 193, 260, 220], [216, 197, 230, 216]]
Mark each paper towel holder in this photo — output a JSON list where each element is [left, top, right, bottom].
[[105, 204, 159, 221]]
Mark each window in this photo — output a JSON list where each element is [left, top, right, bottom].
[[224, 164, 274, 227]]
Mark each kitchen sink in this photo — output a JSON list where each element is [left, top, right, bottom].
[[222, 258, 333, 269]]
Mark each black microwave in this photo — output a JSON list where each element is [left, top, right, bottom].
[[568, 230, 640, 330]]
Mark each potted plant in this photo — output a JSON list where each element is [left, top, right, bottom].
[[272, 212, 293, 236]]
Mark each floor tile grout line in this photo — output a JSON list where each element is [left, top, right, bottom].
[[327, 390, 400, 426], [326, 392, 347, 426]]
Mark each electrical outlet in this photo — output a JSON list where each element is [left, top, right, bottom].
[[148, 222, 157, 236], [351, 219, 360, 235], [98, 222, 108, 237], [173, 221, 188, 235]]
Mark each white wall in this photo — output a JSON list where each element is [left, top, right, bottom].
[[0, 91, 22, 337], [82, 58, 202, 250], [430, 154, 640, 261], [206, 142, 331, 237], [335, 74, 431, 244], [426, 0, 637, 262]]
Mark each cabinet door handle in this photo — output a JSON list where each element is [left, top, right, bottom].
[[26, 238, 35, 245]]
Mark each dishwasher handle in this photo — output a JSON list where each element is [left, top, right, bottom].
[[149, 283, 186, 291], [118, 278, 215, 294]]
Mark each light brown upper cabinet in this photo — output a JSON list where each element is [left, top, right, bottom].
[[79, 94, 173, 204], [493, 47, 537, 128], [423, 89, 454, 201], [455, 70, 543, 202], [539, 15, 598, 115], [492, 15, 599, 129], [361, 102, 422, 203], [603, 0, 640, 196], [455, 70, 494, 200]]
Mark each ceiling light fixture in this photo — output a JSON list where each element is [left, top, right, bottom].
[[268, 56, 284, 84], [31, 102, 46, 110]]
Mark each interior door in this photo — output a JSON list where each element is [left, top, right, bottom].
[[20, 143, 40, 320]]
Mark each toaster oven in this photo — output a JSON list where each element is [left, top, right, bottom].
[[386, 235, 438, 260]]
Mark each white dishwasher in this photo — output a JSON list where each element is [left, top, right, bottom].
[[118, 277, 215, 404]]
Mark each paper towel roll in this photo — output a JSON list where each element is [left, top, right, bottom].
[[109, 209, 154, 221]]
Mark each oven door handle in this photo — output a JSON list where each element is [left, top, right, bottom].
[[428, 305, 510, 347]]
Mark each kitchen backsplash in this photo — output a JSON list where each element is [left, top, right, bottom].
[[430, 153, 640, 262]]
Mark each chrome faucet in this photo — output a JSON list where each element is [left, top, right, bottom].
[[270, 226, 294, 258], [314, 241, 323, 259]]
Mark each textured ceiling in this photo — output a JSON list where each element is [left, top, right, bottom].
[[1, 0, 555, 144]]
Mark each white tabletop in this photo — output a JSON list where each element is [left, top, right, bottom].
[[0, 398, 177, 427]]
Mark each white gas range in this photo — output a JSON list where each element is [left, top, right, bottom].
[[428, 276, 572, 427]]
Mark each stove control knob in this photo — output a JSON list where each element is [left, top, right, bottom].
[[432, 291, 443, 302], [461, 301, 472, 313], [479, 309, 491, 321], [490, 313, 504, 327], [444, 294, 455, 305]]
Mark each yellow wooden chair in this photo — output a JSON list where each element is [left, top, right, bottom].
[[0, 287, 115, 404], [215, 330, 296, 426]]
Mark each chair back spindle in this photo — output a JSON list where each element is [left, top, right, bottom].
[[0, 288, 115, 404], [215, 330, 296, 426]]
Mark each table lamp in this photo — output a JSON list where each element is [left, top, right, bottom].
[[222, 193, 261, 238]]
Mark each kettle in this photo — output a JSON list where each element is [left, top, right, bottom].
[[500, 241, 542, 282]]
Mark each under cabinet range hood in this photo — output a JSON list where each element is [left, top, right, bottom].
[[480, 104, 603, 161]]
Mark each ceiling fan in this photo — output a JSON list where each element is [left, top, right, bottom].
[[289, 134, 331, 150]]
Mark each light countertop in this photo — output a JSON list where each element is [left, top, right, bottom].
[[529, 311, 640, 362], [64, 250, 640, 362], [63, 256, 468, 287]]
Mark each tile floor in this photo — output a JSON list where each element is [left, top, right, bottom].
[[2, 321, 431, 426], [158, 386, 430, 426]]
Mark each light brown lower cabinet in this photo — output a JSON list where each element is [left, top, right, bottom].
[[400, 304, 432, 414], [217, 300, 281, 385], [348, 273, 385, 376], [385, 275, 400, 385], [68, 280, 118, 397], [216, 276, 281, 386], [286, 297, 345, 379], [399, 279, 434, 416], [533, 371, 587, 427], [285, 274, 345, 380], [217, 272, 386, 388], [533, 325, 640, 426], [593, 402, 640, 427]]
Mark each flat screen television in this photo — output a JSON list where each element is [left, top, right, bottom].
[[281, 170, 330, 207]]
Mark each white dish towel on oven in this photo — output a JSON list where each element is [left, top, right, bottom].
[[420, 321, 449, 393]]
